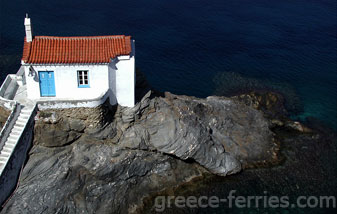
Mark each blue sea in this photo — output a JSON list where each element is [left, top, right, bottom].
[[0, 0, 336, 130]]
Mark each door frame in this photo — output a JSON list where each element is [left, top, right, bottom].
[[38, 71, 56, 97]]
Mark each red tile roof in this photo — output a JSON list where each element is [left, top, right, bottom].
[[22, 35, 132, 64]]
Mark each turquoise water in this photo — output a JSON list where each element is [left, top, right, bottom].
[[0, 0, 336, 129]]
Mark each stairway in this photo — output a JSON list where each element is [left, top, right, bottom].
[[0, 105, 35, 175]]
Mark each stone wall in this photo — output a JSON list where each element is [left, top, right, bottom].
[[0, 106, 10, 131], [34, 101, 118, 147]]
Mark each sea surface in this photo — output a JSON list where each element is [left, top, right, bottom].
[[0, 0, 336, 130]]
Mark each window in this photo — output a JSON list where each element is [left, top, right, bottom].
[[77, 70, 89, 88]]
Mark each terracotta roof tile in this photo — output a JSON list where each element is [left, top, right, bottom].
[[22, 35, 132, 64]]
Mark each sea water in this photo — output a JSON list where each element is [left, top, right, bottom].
[[0, 0, 336, 130]]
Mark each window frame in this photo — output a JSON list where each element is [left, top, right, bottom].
[[77, 70, 90, 88]]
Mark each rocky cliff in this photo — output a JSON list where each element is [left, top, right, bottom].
[[0, 86, 322, 213]]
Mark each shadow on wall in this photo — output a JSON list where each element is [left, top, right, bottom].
[[108, 60, 118, 105]]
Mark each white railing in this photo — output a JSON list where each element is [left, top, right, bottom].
[[0, 75, 19, 100], [0, 75, 14, 97]]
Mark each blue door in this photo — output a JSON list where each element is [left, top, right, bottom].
[[39, 71, 56, 97]]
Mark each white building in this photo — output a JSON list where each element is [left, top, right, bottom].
[[21, 15, 135, 107]]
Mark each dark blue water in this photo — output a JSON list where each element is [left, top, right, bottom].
[[0, 0, 336, 129]]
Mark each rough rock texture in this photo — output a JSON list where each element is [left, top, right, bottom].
[[120, 91, 278, 171], [0, 106, 10, 131], [2, 140, 206, 214], [2, 91, 285, 213], [141, 117, 337, 214]]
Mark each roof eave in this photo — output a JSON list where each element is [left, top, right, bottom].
[[23, 62, 110, 66]]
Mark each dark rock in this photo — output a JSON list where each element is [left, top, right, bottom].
[[34, 118, 82, 147], [2, 90, 284, 213], [2, 139, 206, 214], [232, 90, 287, 120], [120, 92, 277, 171], [69, 118, 86, 132], [85, 122, 118, 140], [141, 125, 337, 213], [285, 121, 312, 133]]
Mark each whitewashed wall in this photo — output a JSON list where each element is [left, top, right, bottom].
[[114, 40, 135, 107], [23, 64, 109, 100]]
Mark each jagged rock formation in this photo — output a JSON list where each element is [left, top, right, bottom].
[[120, 91, 277, 171], [1, 90, 291, 213]]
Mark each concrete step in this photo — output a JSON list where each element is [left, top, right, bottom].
[[1, 149, 11, 154], [0, 151, 10, 157], [21, 110, 31, 115], [6, 138, 17, 144], [3, 144, 14, 150], [13, 124, 25, 128], [19, 115, 30, 120], [16, 121, 28, 127], [16, 121, 27, 126], [3, 144, 15, 149], [7, 134, 17, 139], [12, 125, 24, 130], [2, 148, 12, 153], [17, 117, 29, 122], [4, 143, 15, 148], [9, 131, 21, 136], [0, 156, 9, 160], [7, 136, 18, 142], [21, 108, 33, 113], [13, 122, 25, 127], [21, 112, 32, 116], [8, 134, 19, 139], [6, 142, 16, 147], [13, 126, 24, 132]]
